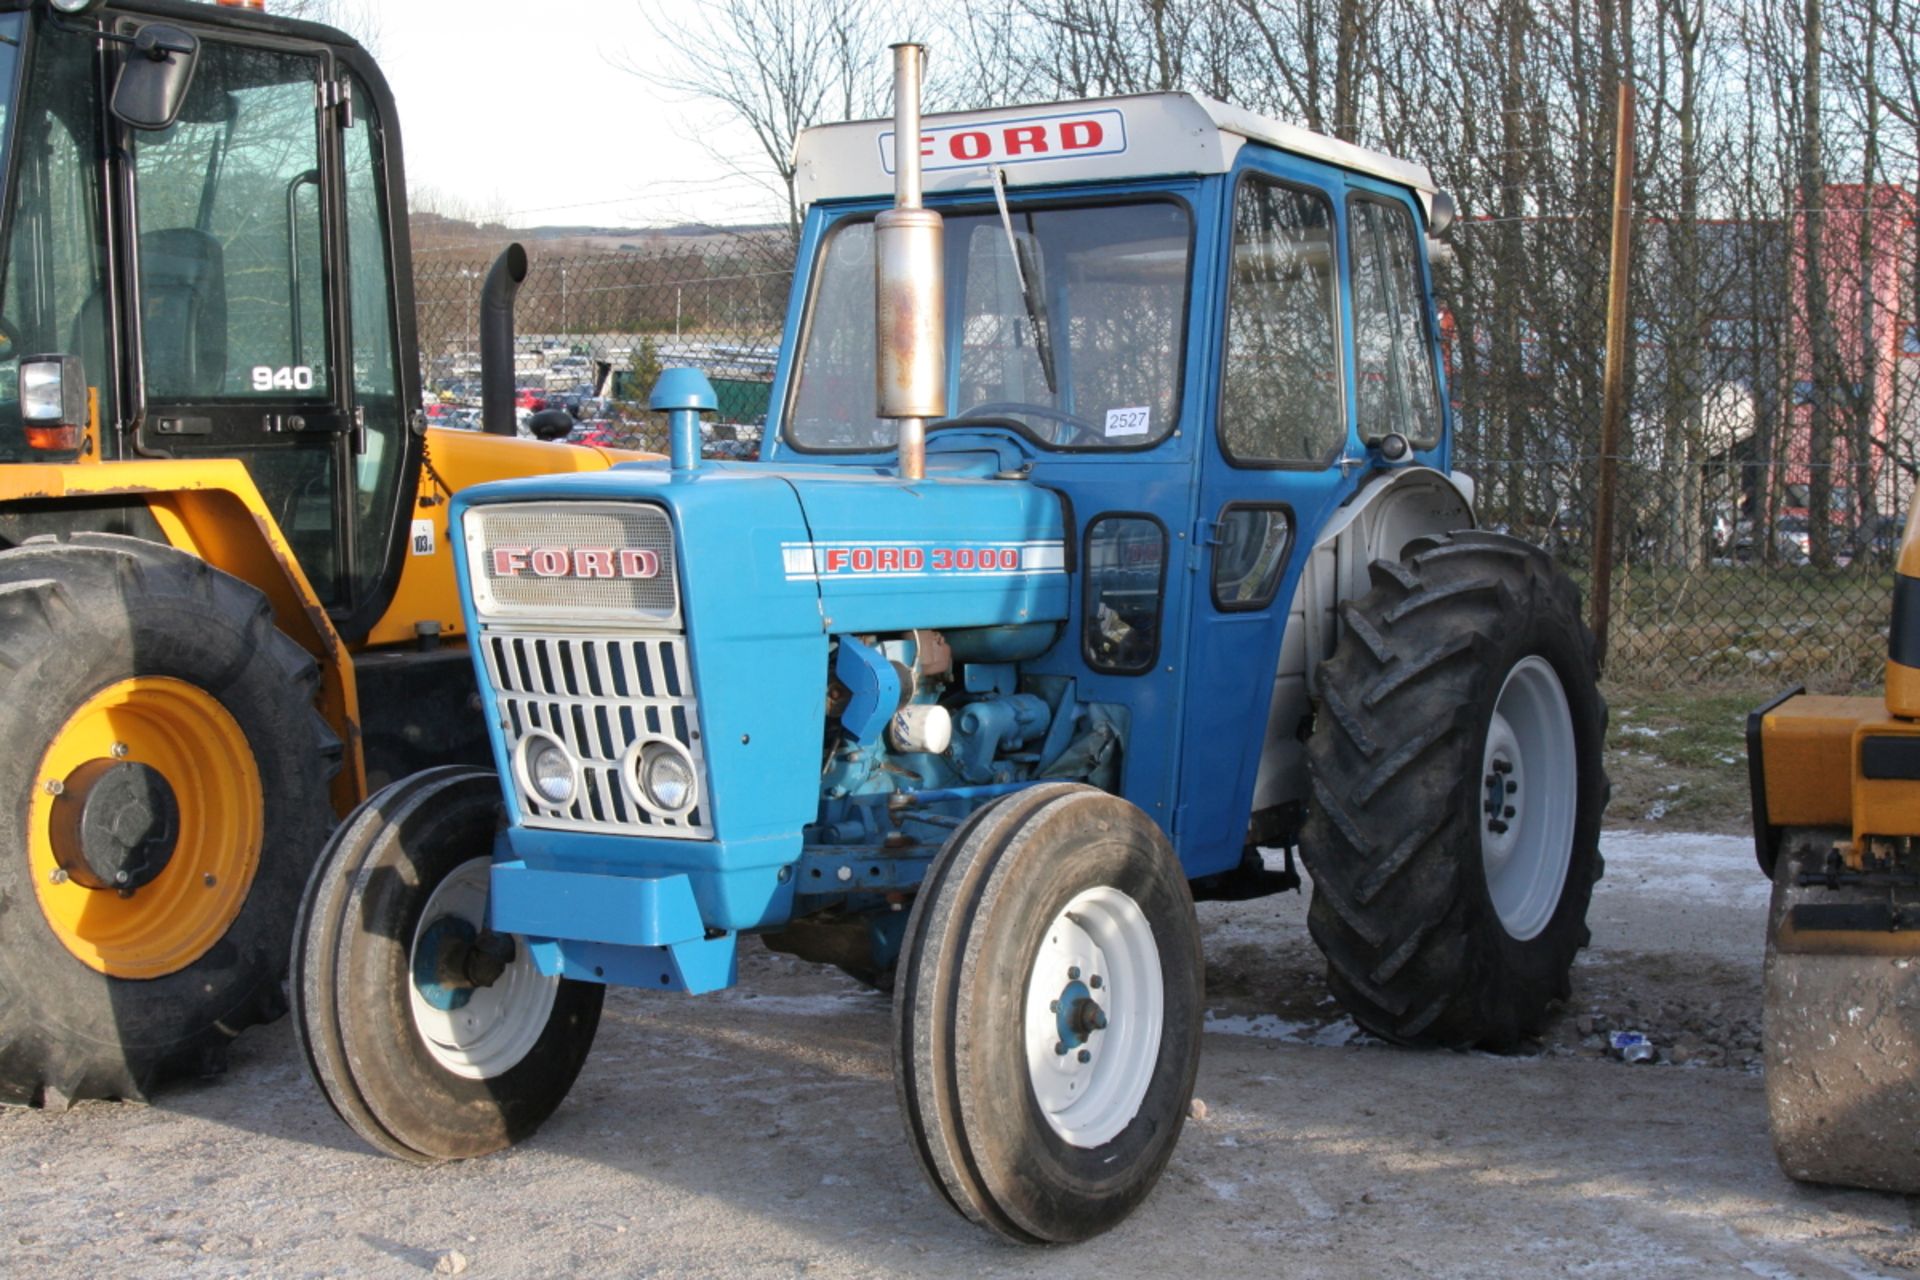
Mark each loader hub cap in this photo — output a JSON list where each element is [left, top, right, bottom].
[[1024, 886, 1163, 1148], [28, 677, 262, 978], [51, 759, 180, 893], [1478, 656, 1577, 942], [407, 857, 559, 1080]]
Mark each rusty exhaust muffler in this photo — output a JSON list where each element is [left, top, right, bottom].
[[874, 42, 944, 481]]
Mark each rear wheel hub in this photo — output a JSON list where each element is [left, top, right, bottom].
[[50, 759, 180, 893]]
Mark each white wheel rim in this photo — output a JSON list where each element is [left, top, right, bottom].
[[1478, 656, 1578, 941], [1023, 885, 1164, 1148], [407, 857, 559, 1080]]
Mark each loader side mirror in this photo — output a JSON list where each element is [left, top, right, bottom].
[[110, 24, 200, 131]]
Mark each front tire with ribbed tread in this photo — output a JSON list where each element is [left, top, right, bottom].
[[1300, 530, 1607, 1050]]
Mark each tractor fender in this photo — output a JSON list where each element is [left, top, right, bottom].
[[1250, 466, 1475, 815], [0, 459, 365, 812]]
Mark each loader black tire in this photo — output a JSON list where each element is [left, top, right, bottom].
[[1764, 829, 1920, 1193], [1300, 530, 1607, 1050], [0, 533, 339, 1105], [894, 784, 1203, 1244], [294, 767, 603, 1162]]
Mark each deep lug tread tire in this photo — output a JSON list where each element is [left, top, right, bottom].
[[0, 534, 338, 1105], [1764, 830, 1920, 1192], [293, 767, 603, 1162], [894, 784, 1204, 1243], [1300, 530, 1608, 1050]]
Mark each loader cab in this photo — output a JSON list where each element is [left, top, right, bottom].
[[0, 0, 421, 640], [768, 94, 1458, 871]]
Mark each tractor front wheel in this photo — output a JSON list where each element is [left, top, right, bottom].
[[293, 767, 603, 1162], [1300, 530, 1608, 1049], [894, 784, 1203, 1243], [0, 534, 338, 1105]]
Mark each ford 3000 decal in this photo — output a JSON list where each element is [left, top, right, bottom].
[[782, 541, 1066, 581]]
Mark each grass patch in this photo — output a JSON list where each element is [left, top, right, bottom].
[[1602, 682, 1767, 833]]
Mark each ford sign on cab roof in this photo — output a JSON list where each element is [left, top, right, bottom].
[[792, 92, 1436, 207]]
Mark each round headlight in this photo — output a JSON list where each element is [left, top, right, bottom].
[[637, 742, 696, 814], [517, 733, 576, 807]]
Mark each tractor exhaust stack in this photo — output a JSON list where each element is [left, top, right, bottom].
[[874, 42, 945, 481]]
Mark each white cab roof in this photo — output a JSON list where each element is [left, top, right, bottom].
[[792, 92, 1436, 207]]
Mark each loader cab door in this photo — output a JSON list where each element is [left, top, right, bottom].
[[117, 25, 413, 624]]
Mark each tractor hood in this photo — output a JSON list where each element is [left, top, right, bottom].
[[449, 457, 1071, 638]]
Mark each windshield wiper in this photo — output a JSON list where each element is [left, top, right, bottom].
[[990, 166, 1057, 395]]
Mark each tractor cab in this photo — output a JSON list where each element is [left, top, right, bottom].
[[765, 91, 1466, 869]]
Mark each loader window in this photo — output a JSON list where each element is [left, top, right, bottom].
[[341, 71, 407, 597], [132, 45, 330, 401], [0, 13, 116, 460], [1349, 196, 1441, 450], [1219, 176, 1343, 466]]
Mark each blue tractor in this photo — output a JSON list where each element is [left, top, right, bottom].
[[295, 46, 1607, 1243]]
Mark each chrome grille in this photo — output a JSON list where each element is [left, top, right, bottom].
[[483, 628, 713, 839], [466, 502, 679, 623]]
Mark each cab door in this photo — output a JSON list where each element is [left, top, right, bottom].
[[1174, 160, 1358, 874], [119, 30, 356, 604]]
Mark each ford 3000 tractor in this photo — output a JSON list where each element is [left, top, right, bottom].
[[295, 46, 1608, 1242]]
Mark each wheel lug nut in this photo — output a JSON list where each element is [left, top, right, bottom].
[[1077, 1049, 1091, 1064], [1503, 805, 1516, 819], [1506, 779, 1518, 794], [43, 778, 63, 796], [48, 867, 68, 885], [111, 742, 129, 759], [1068, 966, 1080, 980], [203, 873, 217, 888], [1049, 1000, 1059, 1013], [1054, 1041, 1066, 1056], [1488, 819, 1509, 835], [1090, 975, 1102, 989]]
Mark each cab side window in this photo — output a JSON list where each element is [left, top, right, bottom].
[[1349, 196, 1441, 450], [1219, 175, 1342, 466], [342, 71, 407, 597]]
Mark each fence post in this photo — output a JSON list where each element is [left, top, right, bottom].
[[1590, 81, 1636, 669]]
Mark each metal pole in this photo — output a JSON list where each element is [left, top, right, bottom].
[[1590, 81, 1635, 668]]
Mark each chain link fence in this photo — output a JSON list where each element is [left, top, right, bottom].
[[410, 196, 1918, 691], [412, 233, 791, 456]]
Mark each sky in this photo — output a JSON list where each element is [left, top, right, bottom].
[[320, 0, 784, 229]]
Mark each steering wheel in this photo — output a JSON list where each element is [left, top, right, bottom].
[[957, 401, 1105, 447]]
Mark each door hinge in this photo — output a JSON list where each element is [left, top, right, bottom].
[[320, 76, 355, 127]]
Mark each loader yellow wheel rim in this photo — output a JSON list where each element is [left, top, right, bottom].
[[27, 678, 263, 979]]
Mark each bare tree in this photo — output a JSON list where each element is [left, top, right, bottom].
[[626, 0, 887, 241]]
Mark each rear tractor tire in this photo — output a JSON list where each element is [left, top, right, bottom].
[[0, 533, 339, 1105], [1300, 531, 1608, 1050], [293, 767, 603, 1162], [1764, 831, 1920, 1193], [894, 784, 1204, 1243]]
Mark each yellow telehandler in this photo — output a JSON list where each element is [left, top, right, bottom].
[[0, 0, 643, 1104]]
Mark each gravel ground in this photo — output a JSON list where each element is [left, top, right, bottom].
[[5, 829, 1918, 1279]]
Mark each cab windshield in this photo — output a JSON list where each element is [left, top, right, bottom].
[[787, 199, 1190, 451]]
